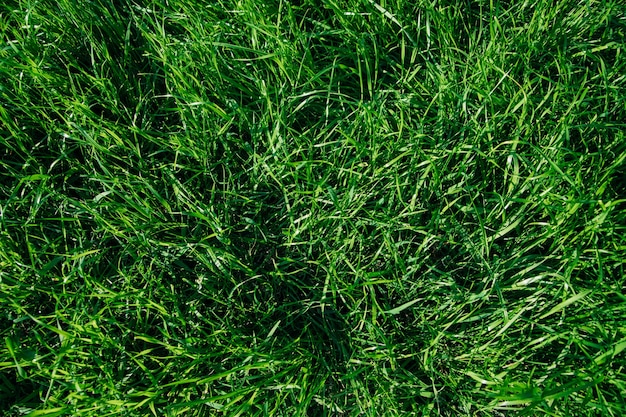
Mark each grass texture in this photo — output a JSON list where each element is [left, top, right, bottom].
[[1, 0, 626, 415]]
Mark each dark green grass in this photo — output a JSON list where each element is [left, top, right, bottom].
[[1, 0, 625, 415]]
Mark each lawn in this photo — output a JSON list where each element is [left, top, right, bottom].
[[1, 0, 625, 415]]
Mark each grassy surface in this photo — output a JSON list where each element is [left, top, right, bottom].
[[1, 0, 625, 415]]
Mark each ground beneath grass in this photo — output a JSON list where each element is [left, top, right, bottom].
[[1, 0, 626, 415]]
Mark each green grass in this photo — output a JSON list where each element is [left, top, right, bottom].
[[1, 0, 625, 415]]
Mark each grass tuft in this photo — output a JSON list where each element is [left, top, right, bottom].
[[1, 0, 625, 415]]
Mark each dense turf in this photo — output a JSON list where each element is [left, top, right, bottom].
[[1, 0, 625, 415]]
